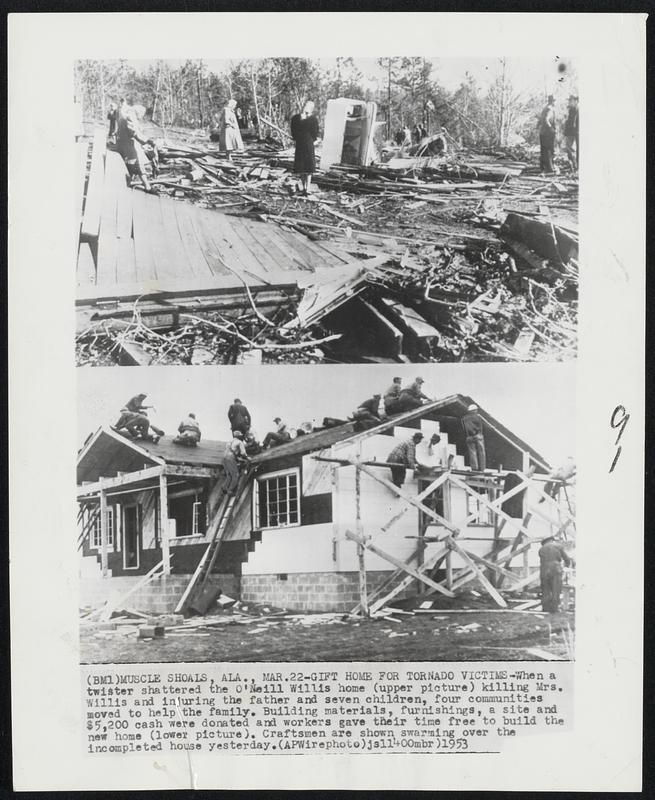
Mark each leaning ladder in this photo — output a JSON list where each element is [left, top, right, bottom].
[[174, 472, 249, 614]]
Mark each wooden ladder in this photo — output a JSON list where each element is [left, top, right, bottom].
[[174, 472, 248, 614]]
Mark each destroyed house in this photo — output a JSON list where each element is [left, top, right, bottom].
[[78, 395, 573, 615]]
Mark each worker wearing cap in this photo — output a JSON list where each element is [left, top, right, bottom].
[[387, 432, 424, 488], [352, 394, 382, 425], [384, 377, 403, 415], [262, 417, 292, 450], [461, 403, 486, 471], [222, 430, 250, 495], [228, 398, 251, 436], [397, 377, 431, 413], [539, 536, 573, 613], [173, 413, 201, 446]]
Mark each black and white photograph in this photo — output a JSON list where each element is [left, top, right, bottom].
[[9, 11, 644, 793], [78, 364, 576, 664], [74, 56, 578, 367]]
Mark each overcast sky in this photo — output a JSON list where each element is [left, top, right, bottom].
[[127, 56, 575, 97], [78, 362, 575, 465]]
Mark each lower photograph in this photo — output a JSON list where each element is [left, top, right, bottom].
[[77, 363, 575, 664]]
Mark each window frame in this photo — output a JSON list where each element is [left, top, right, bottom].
[[253, 468, 301, 531], [90, 505, 115, 549]]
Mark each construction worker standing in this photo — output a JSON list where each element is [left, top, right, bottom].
[[538, 94, 557, 173], [223, 431, 250, 495], [539, 536, 573, 613], [461, 403, 486, 471], [387, 432, 424, 488], [227, 399, 251, 436]]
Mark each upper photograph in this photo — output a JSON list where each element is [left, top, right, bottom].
[[74, 57, 578, 367]]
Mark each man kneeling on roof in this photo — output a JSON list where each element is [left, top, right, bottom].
[[384, 377, 403, 415], [397, 377, 432, 413], [173, 412, 201, 446], [222, 431, 250, 495], [262, 417, 291, 449], [387, 432, 424, 488], [113, 393, 164, 443], [351, 393, 382, 429]]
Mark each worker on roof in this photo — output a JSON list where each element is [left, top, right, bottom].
[[173, 413, 201, 447], [262, 417, 292, 450], [112, 393, 164, 443], [397, 377, 432, 413], [116, 103, 156, 193], [461, 403, 486, 471], [387, 432, 424, 488], [384, 377, 403, 416], [539, 536, 574, 613], [352, 394, 382, 426], [228, 398, 251, 437], [222, 431, 250, 496], [244, 431, 263, 456]]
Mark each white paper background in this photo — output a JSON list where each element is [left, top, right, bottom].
[[8, 11, 645, 791]]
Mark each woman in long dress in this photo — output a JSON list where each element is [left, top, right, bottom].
[[290, 100, 319, 196], [115, 104, 153, 192], [218, 98, 244, 160]]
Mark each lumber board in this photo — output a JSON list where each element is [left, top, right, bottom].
[[115, 167, 133, 239], [187, 207, 233, 277], [445, 539, 507, 607], [81, 128, 106, 241], [204, 208, 261, 275], [241, 217, 307, 272], [225, 214, 277, 275], [115, 236, 137, 285], [96, 156, 119, 287], [172, 200, 214, 278], [158, 193, 193, 277], [275, 226, 336, 271], [147, 193, 179, 280], [368, 545, 450, 614], [131, 187, 158, 283]]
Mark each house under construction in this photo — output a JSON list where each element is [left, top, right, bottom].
[[78, 394, 575, 616]]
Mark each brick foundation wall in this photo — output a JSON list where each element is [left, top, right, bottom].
[[241, 571, 412, 612], [80, 573, 240, 615]]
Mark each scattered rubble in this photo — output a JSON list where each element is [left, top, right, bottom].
[[76, 126, 578, 365]]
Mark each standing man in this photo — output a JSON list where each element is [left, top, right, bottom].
[[539, 536, 573, 613], [387, 432, 424, 488], [384, 377, 403, 416], [563, 95, 579, 170], [538, 94, 557, 174], [227, 399, 251, 437], [116, 103, 155, 192], [262, 417, 292, 449], [397, 377, 431, 412], [222, 431, 250, 496], [461, 403, 486, 471]]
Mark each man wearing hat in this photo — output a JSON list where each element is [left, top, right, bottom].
[[397, 377, 431, 413], [387, 432, 424, 488], [538, 94, 557, 173], [538, 535, 573, 613], [262, 417, 292, 450], [173, 412, 201, 446], [564, 95, 579, 170], [461, 403, 486, 471], [384, 376, 403, 415]]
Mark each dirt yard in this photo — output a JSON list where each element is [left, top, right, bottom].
[[80, 606, 574, 664]]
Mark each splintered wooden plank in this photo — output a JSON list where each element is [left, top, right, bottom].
[[274, 226, 334, 271], [172, 200, 214, 278], [158, 194, 195, 277], [80, 128, 107, 241], [147, 193, 179, 280], [188, 208, 232, 277], [76, 140, 89, 226], [242, 218, 306, 272], [76, 241, 96, 286], [131, 188, 158, 282]]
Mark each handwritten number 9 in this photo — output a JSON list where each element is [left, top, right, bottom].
[[609, 405, 629, 473]]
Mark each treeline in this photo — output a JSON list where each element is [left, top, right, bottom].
[[75, 57, 577, 149]]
